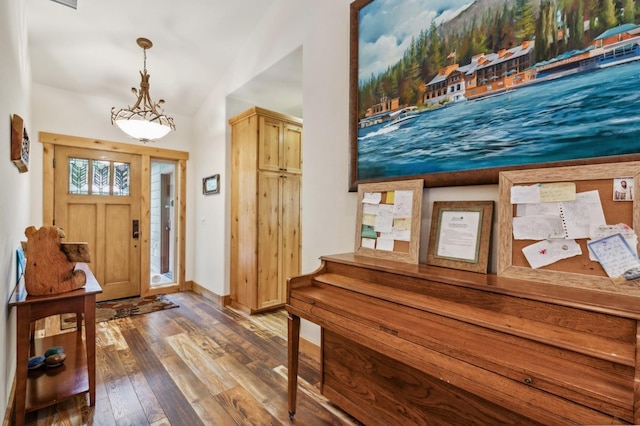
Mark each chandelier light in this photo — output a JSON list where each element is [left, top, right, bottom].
[[111, 38, 175, 143]]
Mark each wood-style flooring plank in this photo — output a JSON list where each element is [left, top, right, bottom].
[[97, 345, 148, 423], [117, 344, 167, 424], [160, 354, 237, 425], [196, 303, 288, 367], [119, 327, 203, 426], [164, 333, 237, 394], [215, 353, 291, 420], [213, 385, 281, 425], [171, 302, 255, 366]]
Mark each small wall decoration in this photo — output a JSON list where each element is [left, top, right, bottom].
[[11, 114, 29, 173], [354, 179, 423, 264], [427, 201, 494, 273], [203, 174, 220, 195]]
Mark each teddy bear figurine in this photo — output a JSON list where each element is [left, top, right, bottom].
[[24, 225, 87, 295]]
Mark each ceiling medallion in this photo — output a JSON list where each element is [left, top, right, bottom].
[[111, 38, 175, 143]]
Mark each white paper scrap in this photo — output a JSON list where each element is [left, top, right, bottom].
[[511, 185, 540, 204], [362, 192, 382, 204], [522, 239, 582, 269], [513, 216, 565, 240]]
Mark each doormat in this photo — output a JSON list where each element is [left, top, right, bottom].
[[60, 294, 179, 330]]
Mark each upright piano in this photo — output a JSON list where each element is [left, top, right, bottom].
[[286, 253, 640, 425]]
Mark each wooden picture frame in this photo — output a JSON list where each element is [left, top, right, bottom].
[[498, 161, 640, 295], [202, 174, 220, 195], [349, 0, 640, 191], [11, 114, 29, 173], [426, 201, 493, 273], [354, 179, 423, 264]]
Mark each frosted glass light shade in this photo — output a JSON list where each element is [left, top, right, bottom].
[[114, 117, 172, 141]]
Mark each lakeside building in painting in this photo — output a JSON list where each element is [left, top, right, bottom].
[[360, 23, 640, 129]]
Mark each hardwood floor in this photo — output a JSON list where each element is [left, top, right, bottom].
[[22, 291, 359, 425]]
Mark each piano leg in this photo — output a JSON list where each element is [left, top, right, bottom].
[[288, 312, 301, 419]]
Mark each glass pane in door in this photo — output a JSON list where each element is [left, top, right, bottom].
[[150, 159, 176, 286]]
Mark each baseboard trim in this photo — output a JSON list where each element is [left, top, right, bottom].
[[190, 281, 225, 306]]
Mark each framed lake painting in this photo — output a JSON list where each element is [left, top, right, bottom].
[[349, 0, 640, 190]]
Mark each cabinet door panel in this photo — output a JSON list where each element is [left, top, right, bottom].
[[258, 117, 281, 172], [283, 124, 302, 174], [257, 171, 282, 308], [281, 174, 301, 303]]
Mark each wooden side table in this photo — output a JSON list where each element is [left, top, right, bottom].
[[9, 264, 102, 426]]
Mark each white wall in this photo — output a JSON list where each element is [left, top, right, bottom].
[[191, 0, 500, 345], [0, 0, 31, 419]]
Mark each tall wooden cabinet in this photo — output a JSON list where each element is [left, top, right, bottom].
[[229, 107, 302, 313]]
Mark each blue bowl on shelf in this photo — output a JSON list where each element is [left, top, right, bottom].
[[28, 355, 45, 370]]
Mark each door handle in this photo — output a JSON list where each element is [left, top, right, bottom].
[[132, 219, 139, 239]]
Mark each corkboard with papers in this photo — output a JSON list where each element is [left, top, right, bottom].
[[498, 161, 640, 294], [355, 180, 423, 264]]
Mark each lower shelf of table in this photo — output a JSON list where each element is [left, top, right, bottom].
[[26, 331, 88, 412]]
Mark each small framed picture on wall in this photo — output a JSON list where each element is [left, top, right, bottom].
[[203, 174, 220, 195]]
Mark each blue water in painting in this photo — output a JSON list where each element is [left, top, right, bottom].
[[357, 62, 640, 180]]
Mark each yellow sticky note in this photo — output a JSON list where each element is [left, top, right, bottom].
[[539, 182, 576, 202], [385, 191, 395, 204]]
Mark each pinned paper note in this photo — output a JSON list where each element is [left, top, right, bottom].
[[587, 233, 640, 279], [589, 224, 638, 260], [539, 182, 576, 203], [511, 185, 541, 204], [522, 239, 582, 268], [513, 216, 565, 240], [511, 182, 576, 204], [558, 190, 606, 239], [362, 192, 382, 204], [385, 191, 395, 204]]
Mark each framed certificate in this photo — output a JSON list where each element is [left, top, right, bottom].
[[427, 201, 494, 273]]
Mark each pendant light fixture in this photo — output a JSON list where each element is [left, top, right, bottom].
[[111, 38, 175, 143]]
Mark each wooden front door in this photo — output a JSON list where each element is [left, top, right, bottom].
[[54, 146, 141, 301]]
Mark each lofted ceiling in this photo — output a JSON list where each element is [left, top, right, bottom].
[[25, 0, 303, 119]]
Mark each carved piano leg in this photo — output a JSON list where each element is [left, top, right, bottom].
[[288, 312, 301, 419]]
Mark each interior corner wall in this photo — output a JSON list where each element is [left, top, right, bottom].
[[192, 0, 500, 345], [0, 0, 32, 419], [191, 0, 311, 300]]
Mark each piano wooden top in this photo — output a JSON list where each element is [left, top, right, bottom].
[[288, 253, 640, 321]]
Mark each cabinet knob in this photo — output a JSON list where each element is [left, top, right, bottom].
[[524, 377, 533, 385]]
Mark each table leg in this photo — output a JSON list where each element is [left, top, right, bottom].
[[287, 312, 300, 420], [15, 305, 31, 426], [84, 294, 96, 406]]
